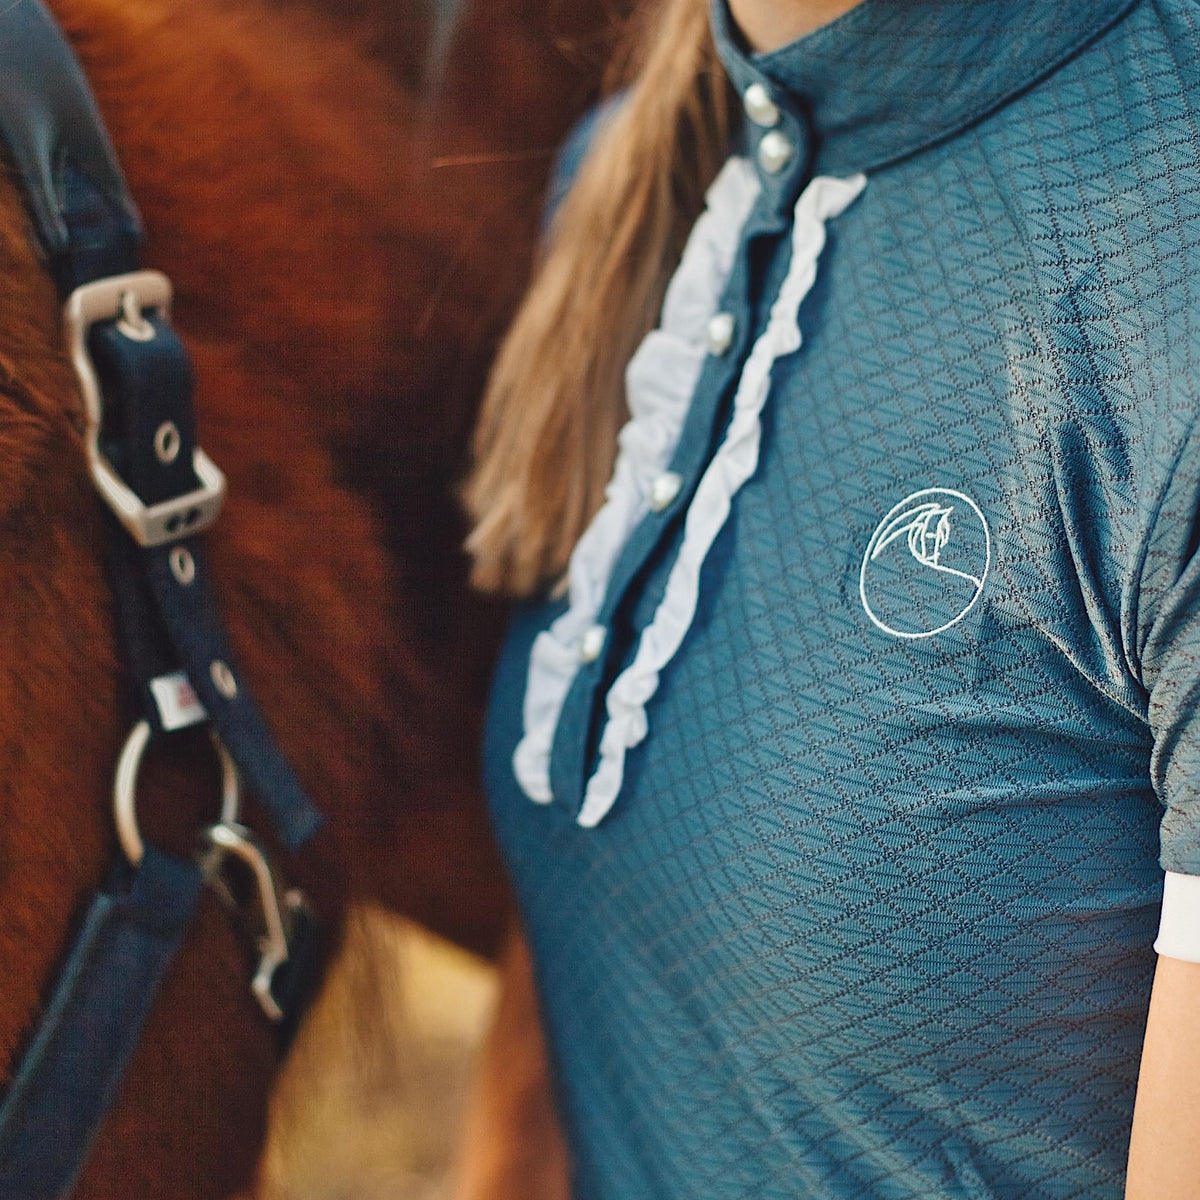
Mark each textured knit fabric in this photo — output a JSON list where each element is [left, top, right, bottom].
[[484, 0, 1200, 1195]]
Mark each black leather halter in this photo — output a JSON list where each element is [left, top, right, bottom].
[[0, 3, 325, 1194]]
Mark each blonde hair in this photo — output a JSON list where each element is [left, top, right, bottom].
[[464, 0, 733, 596]]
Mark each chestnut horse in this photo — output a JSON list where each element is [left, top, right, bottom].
[[0, 0, 614, 1194]]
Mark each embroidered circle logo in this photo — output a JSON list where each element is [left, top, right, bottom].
[[859, 488, 990, 639]]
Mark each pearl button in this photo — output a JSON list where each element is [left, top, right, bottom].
[[649, 471, 683, 512], [706, 311, 735, 355], [757, 130, 794, 175], [579, 624, 607, 664], [743, 83, 780, 128]]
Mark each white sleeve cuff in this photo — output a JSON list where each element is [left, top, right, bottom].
[[1154, 871, 1200, 963]]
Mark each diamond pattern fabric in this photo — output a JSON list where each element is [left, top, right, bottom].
[[484, 0, 1200, 1195]]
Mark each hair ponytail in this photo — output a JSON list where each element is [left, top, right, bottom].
[[464, 0, 731, 596]]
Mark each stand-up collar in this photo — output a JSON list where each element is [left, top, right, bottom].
[[711, 0, 1140, 187]]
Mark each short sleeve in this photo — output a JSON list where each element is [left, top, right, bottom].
[[1136, 413, 1200, 957], [1138, 414, 1200, 876]]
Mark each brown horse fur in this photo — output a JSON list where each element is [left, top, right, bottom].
[[0, 0, 617, 1194]]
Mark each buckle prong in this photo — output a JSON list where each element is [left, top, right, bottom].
[[115, 289, 156, 342]]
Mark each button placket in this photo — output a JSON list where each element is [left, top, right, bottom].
[[545, 201, 786, 815]]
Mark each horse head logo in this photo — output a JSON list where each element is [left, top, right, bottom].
[[860, 488, 990, 639]]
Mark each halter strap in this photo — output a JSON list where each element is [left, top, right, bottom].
[[0, 4, 325, 1194], [0, 851, 204, 1200], [0, 0, 141, 294]]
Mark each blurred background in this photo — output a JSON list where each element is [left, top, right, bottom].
[[257, 908, 498, 1200], [241, 5, 633, 1193]]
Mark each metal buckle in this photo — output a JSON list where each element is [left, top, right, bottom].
[[199, 822, 308, 1022], [64, 270, 227, 548]]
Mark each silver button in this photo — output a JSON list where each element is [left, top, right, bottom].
[[706, 312, 735, 355], [757, 130, 794, 175], [580, 624, 607, 664], [743, 83, 780, 128], [649, 472, 683, 512]]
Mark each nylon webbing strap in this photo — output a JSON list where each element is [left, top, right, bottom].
[[0, 0, 322, 846], [0, 850, 204, 1200], [90, 320, 323, 848], [0, 0, 141, 293]]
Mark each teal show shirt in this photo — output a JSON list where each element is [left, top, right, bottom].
[[485, 0, 1200, 1194]]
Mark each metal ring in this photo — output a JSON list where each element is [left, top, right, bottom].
[[113, 719, 240, 865]]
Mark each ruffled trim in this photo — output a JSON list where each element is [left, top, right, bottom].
[[578, 172, 868, 827], [513, 157, 762, 804]]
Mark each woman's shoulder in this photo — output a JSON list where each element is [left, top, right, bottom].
[[542, 93, 627, 228]]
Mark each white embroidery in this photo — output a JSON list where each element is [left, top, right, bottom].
[[859, 487, 991, 639], [577, 172, 868, 827], [512, 157, 762, 805]]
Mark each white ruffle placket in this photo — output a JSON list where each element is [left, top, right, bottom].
[[515, 160, 866, 826]]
